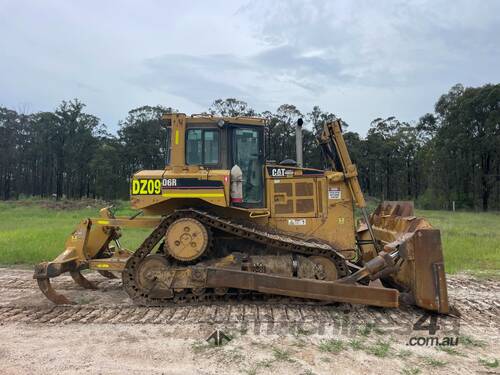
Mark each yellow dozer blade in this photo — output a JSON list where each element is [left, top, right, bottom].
[[355, 201, 449, 314]]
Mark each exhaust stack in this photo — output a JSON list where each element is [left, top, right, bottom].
[[296, 118, 303, 167]]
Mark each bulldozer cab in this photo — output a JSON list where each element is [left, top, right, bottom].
[[160, 114, 266, 208]]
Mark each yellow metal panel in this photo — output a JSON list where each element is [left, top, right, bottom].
[[170, 114, 186, 167], [92, 217, 162, 228], [163, 113, 266, 126]]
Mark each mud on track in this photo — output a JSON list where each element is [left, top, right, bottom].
[[0, 268, 499, 375]]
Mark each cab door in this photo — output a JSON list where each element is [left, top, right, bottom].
[[230, 126, 265, 208]]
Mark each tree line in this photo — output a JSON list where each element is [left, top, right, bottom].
[[0, 83, 498, 211]]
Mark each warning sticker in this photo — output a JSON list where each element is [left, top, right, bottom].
[[288, 219, 306, 226], [328, 187, 342, 200]]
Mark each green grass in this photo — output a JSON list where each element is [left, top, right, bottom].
[[417, 209, 500, 275], [478, 358, 499, 368], [396, 349, 412, 358], [436, 346, 464, 356], [401, 368, 421, 375], [356, 322, 384, 337], [318, 339, 345, 353], [348, 339, 364, 351], [271, 347, 294, 362], [459, 335, 487, 348], [424, 357, 447, 367], [367, 340, 391, 358], [0, 200, 149, 264], [0, 200, 498, 277]]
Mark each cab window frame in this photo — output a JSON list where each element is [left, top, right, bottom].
[[185, 127, 221, 167], [165, 126, 172, 165], [229, 124, 265, 208]]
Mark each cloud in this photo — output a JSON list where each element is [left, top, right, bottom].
[[0, 0, 498, 134], [253, 45, 346, 87], [241, 0, 500, 87], [134, 44, 347, 109], [136, 54, 249, 107], [133, 0, 500, 130]]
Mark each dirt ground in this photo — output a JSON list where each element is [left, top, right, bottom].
[[0, 268, 498, 375]]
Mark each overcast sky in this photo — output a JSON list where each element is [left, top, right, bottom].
[[1, 0, 499, 135]]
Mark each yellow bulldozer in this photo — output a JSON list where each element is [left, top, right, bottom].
[[34, 114, 449, 313]]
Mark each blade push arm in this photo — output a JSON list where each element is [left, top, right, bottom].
[[319, 120, 366, 208], [319, 120, 379, 251]]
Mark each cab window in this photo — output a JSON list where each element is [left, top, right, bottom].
[[232, 127, 264, 205], [186, 129, 219, 165]]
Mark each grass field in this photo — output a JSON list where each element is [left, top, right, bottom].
[[0, 200, 498, 277], [0, 200, 150, 266], [416, 210, 500, 276]]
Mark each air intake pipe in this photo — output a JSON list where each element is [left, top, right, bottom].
[[296, 118, 303, 167]]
